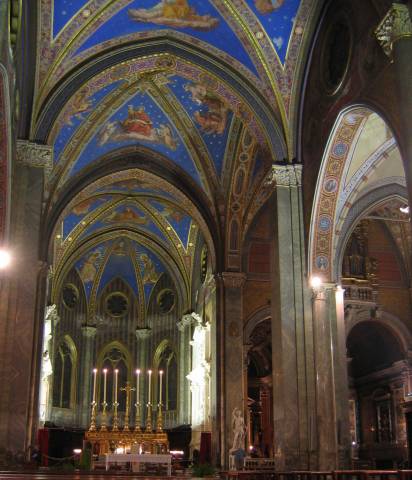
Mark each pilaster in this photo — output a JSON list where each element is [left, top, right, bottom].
[[311, 284, 350, 469], [376, 4, 412, 213], [268, 163, 315, 470], [221, 272, 246, 465]]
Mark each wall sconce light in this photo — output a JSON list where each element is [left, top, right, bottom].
[[310, 276, 322, 289], [0, 249, 11, 269]]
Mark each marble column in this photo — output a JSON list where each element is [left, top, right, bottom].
[[268, 164, 315, 470], [221, 271, 246, 466], [376, 4, 412, 205], [312, 284, 350, 469], [79, 325, 97, 428], [177, 314, 194, 425], [0, 141, 52, 453]]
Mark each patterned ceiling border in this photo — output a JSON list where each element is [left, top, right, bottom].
[[308, 106, 371, 282]]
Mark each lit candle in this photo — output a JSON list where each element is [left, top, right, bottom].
[[103, 368, 108, 403], [114, 369, 118, 404], [148, 370, 152, 404], [92, 368, 97, 403], [159, 370, 164, 404], [136, 369, 141, 403]]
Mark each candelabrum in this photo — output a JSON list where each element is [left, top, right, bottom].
[[146, 402, 153, 432], [112, 401, 119, 431], [156, 402, 163, 432], [135, 401, 141, 432], [100, 401, 108, 431], [89, 401, 97, 431]]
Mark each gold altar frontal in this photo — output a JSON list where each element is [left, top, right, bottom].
[[85, 430, 169, 456]]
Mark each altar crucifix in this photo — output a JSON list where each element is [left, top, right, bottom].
[[120, 382, 136, 431]]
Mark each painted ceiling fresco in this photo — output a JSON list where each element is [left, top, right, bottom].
[[39, 0, 315, 312], [52, 171, 208, 313]]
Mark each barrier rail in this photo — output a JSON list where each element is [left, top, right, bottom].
[[221, 470, 412, 480]]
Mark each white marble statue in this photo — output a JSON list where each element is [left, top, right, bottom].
[[231, 407, 246, 451]]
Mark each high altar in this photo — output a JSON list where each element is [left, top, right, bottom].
[[85, 374, 168, 455]]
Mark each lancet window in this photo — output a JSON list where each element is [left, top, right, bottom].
[[52, 337, 76, 409], [156, 343, 178, 411], [98, 344, 131, 411]]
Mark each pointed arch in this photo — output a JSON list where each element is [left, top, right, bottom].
[[52, 334, 77, 409]]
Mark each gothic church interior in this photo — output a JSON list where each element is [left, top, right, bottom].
[[0, 0, 412, 471]]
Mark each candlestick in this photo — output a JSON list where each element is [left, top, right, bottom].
[[136, 369, 140, 400], [114, 369, 118, 404], [159, 370, 164, 405], [101, 368, 108, 431], [113, 369, 119, 431], [103, 369, 107, 403], [148, 369, 152, 404], [135, 369, 141, 432], [92, 368, 97, 403]]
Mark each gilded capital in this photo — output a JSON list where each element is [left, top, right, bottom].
[[16, 140, 53, 180], [375, 3, 412, 57], [265, 164, 302, 188]]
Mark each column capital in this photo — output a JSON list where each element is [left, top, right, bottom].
[[135, 326, 152, 340], [81, 325, 97, 338], [16, 140, 53, 180], [221, 271, 247, 289], [177, 312, 201, 331], [264, 163, 302, 188], [45, 304, 60, 328], [311, 282, 338, 300], [375, 3, 412, 57]]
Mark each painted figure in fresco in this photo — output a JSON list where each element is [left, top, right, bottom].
[[61, 89, 92, 126], [254, 0, 284, 14], [139, 253, 160, 284], [184, 82, 229, 135], [79, 250, 101, 283], [161, 205, 185, 222], [128, 0, 219, 30], [122, 105, 153, 137], [104, 207, 148, 225], [97, 106, 177, 150]]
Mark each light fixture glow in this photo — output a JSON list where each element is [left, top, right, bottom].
[[0, 250, 11, 269], [400, 205, 409, 214], [310, 276, 322, 289]]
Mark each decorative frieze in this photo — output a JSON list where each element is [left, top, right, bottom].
[[375, 3, 412, 57], [16, 140, 53, 180]]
